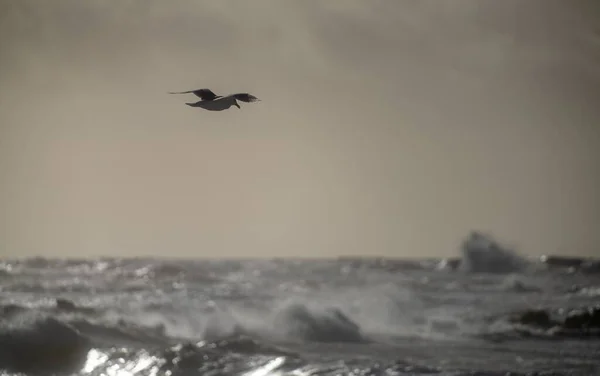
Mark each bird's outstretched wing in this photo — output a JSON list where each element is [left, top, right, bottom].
[[232, 93, 260, 103], [169, 88, 220, 101]]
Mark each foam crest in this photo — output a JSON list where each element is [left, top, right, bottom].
[[161, 298, 367, 345]]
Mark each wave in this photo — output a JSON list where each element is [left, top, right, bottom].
[[191, 299, 367, 345], [270, 302, 365, 343], [539, 255, 600, 275], [0, 311, 293, 376], [1, 298, 99, 318], [500, 275, 542, 293], [481, 305, 600, 342], [0, 314, 91, 374], [0, 301, 430, 375], [4, 251, 599, 288], [337, 257, 435, 273], [0, 288, 511, 348], [6, 289, 599, 349], [80, 338, 444, 376], [458, 231, 531, 274], [1, 296, 366, 347], [1, 293, 598, 375]]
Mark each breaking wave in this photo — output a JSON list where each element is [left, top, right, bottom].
[[0, 315, 91, 374], [459, 231, 531, 274]]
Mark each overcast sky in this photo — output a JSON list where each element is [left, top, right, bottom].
[[1, 0, 599, 258]]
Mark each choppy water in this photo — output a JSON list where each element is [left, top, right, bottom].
[[1, 239, 600, 376]]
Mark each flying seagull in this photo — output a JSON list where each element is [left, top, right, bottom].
[[169, 88, 260, 111]]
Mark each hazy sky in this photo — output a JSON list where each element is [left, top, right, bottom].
[[1, 0, 599, 259]]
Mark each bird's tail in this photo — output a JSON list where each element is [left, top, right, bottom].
[[232, 93, 260, 103]]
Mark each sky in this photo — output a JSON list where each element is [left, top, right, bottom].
[[0, 0, 599, 259]]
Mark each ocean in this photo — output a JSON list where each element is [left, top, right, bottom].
[[1, 234, 599, 376]]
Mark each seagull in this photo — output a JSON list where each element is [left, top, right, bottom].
[[169, 88, 260, 111]]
